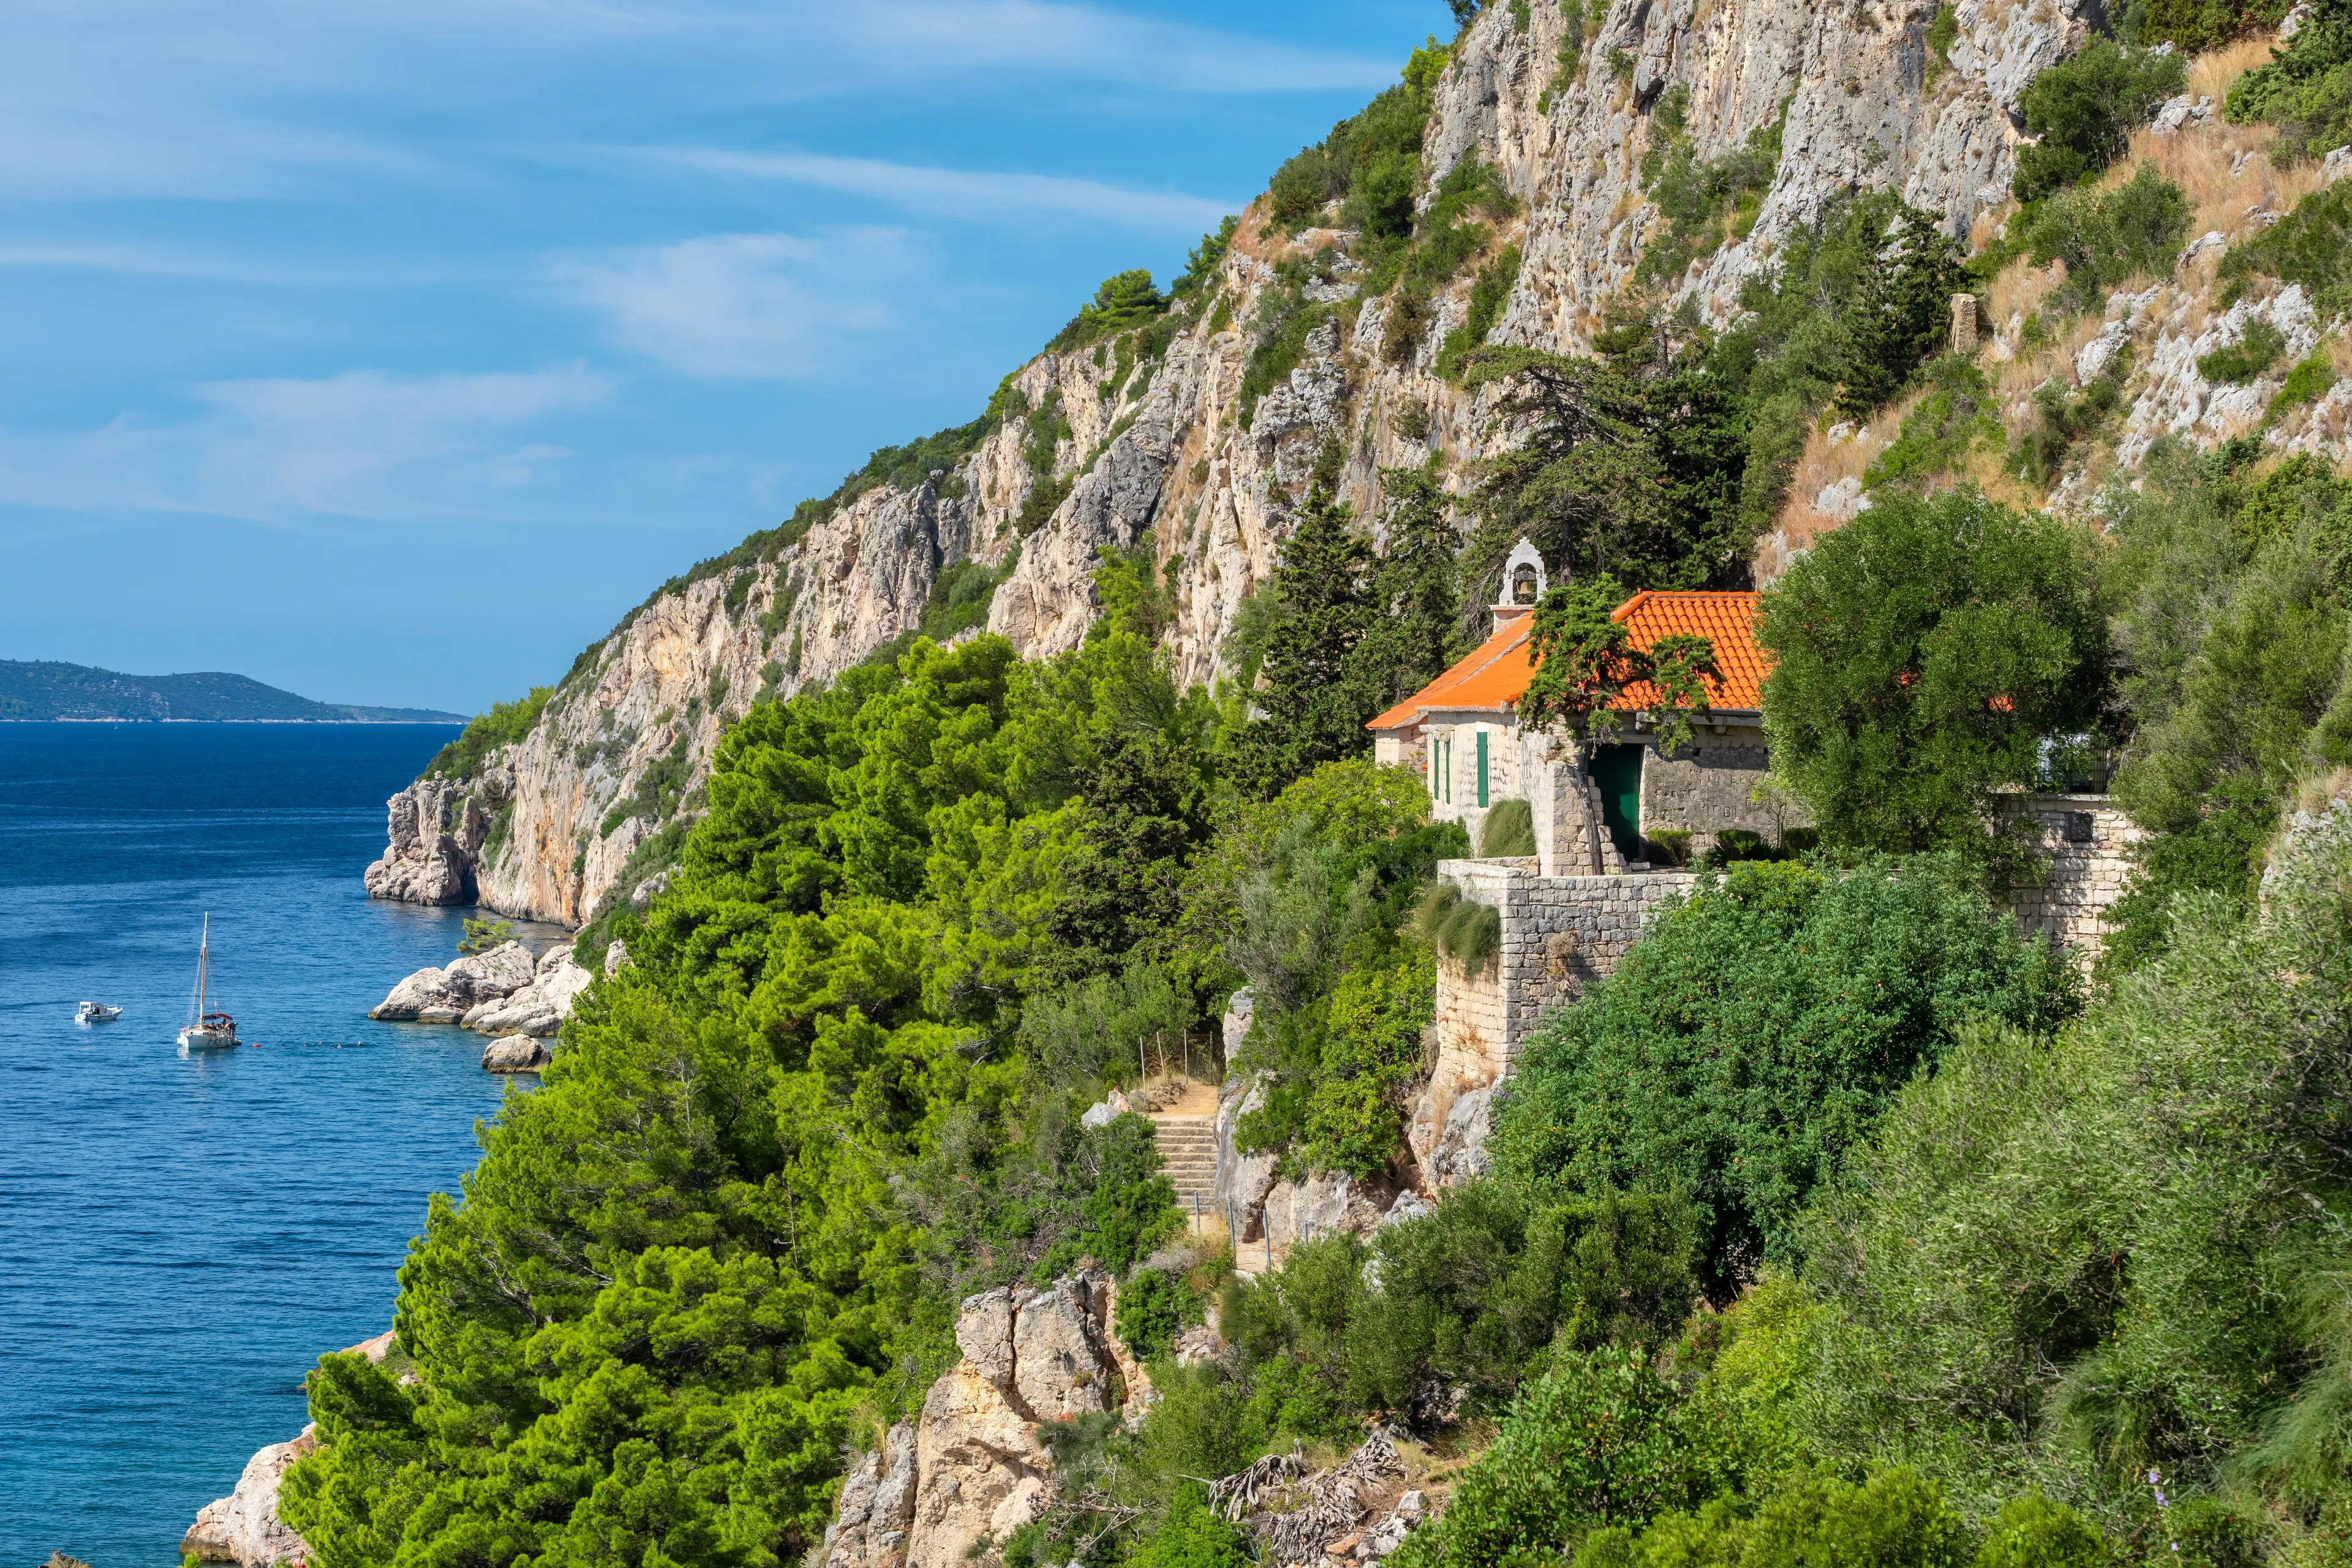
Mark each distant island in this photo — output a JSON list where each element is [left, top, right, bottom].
[[0, 660, 466, 723]]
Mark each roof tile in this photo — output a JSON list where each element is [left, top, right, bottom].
[[1366, 591, 1766, 729]]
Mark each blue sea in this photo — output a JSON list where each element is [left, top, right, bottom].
[[0, 723, 557, 1566]]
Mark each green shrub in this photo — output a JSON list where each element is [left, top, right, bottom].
[[424, 684, 553, 780], [1436, 244, 1523, 382], [2139, 0, 2286, 50], [1635, 93, 1787, 288], [1299, 952, 1434, 1177], [1116, 1267, 1198, 1359], [2019, 162, 2193, 315], [456, 916, 513, 956], [1128, 1485, 1254, 1568], [2220, 181, 2352, 315], [1386, 1348, 1739, 1568], [2226, 2, 2352, 162], [2267, 347, 2339, 422], [2198, 318, 2288, 384], [2011, 41, 2187, 202], [2013, 347, 2132, 488], [1267, 70, 1436, 236], [1491, 856, 2078, 1279], [1173, 217, 1239, 297], [1972, 1493, 2111, 1568], [1868, 356, 2000, 488], [1349, 1185, 1702, 1414], [1479, 798, 1537, 856]]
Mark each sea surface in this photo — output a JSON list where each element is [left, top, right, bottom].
[[0, 723, 556, 1566]]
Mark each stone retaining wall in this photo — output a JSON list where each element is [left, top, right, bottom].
[[2001, 794, 2145, 968], [1414, 860, 1696, 1186]]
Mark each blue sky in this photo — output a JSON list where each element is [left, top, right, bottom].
[[0, 0, 1444, 713]]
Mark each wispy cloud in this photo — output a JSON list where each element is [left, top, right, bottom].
[[0, 364, 614, 522], [551, 227, 933, 380], [631, 148, 1235, 233], [815, 1, 1400, 92]]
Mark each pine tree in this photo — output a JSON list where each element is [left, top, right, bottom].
[[1229, 456, 1377, 796]]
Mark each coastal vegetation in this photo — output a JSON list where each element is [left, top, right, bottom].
[[283, 9, 2352, 1568]]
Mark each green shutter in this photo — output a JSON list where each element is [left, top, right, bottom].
[[1476, 731, 1489, 807]]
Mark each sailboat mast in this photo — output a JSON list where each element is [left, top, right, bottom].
[[197, 913, 208, 1019]]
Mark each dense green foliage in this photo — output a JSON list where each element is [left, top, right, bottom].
[[2011, 41, 2187, 202], [2018, 161, 2195, 317], [1635, 87, 1787, 289], [1758, 489, 2110, 863], [2226, 0, 2352, 162], [2220, 179, 2352, 316], [1491, 858, 2076, 1281], [1802, 809, 2352, 1526], [305, 21, 2352, 1568], [2100, 443, 2352, 967], [1266, 39, 1451, 236], [425, 685, 554, 781]]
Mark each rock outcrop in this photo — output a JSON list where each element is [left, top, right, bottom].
[[821, 1266, 1146, 1568], [366, 940, 537, 1023], [369, 0, 2087, 932], [369, 942, 592, 1036], [181, 1433, 312, 1567], [482, 1034, 551, 1072], [461, 946, 593, 1036]]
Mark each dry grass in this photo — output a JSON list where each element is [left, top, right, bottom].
[[1762, 402, 1915, 570], [2119, 35, 2323, 247], [2188, 32, 2278, 100]]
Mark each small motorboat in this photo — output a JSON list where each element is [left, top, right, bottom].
[[178, 913, 240, 1050], [76, 1001, 122, 1024]]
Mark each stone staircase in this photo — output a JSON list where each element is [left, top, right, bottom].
[[1150, 1112, 1220, 1233]]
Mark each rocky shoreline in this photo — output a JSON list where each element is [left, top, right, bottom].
[[366, 936, 626, 1069], [181, 1332, 398, 1566]]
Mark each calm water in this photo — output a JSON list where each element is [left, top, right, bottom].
[[0, 724, 551, 1566]]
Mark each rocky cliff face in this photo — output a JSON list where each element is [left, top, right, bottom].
[[822, 1265, 1149, 1568], [369, 0, 2084, 927]]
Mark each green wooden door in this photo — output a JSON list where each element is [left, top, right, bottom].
[[1592, 744, 1645, 864]]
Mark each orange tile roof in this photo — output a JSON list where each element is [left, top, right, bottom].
[[1366, 591, 1765, 731], [1366, 611, 1533, 731], [1611, 591, 1767, 711]]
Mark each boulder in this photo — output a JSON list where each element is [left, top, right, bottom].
[[464, 951, 594, 1037], [1220, 986, 1254, 1057], [483, 1035, 551, 1072], [603, 938, 631, 977], [1214, 1077, 1280, 1237], [1425, 1087, 1494, 1186], [46, 1554, 93, 1568], [367, 965, 451, 1021], [1257, 1169, 1395, 1251], [181, 1433, 312, 1566], [368, 940, 537, 1022]]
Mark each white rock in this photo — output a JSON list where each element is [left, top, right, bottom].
[[464, 951, 594, 1036], [2327, 145, 2352, 185], [1812, 475, 1871, 522], [481, 1035, 551, 1072], [366, 940, 536, 1022], [603, 938, 631, 977], [181, 1434, 312, 1566]]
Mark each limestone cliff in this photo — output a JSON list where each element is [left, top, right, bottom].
[[369, 0, 2082, 927], [822, 1267, 1148, 1568]]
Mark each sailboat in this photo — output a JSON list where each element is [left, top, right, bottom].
[[178, 913, 239, 1050]]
